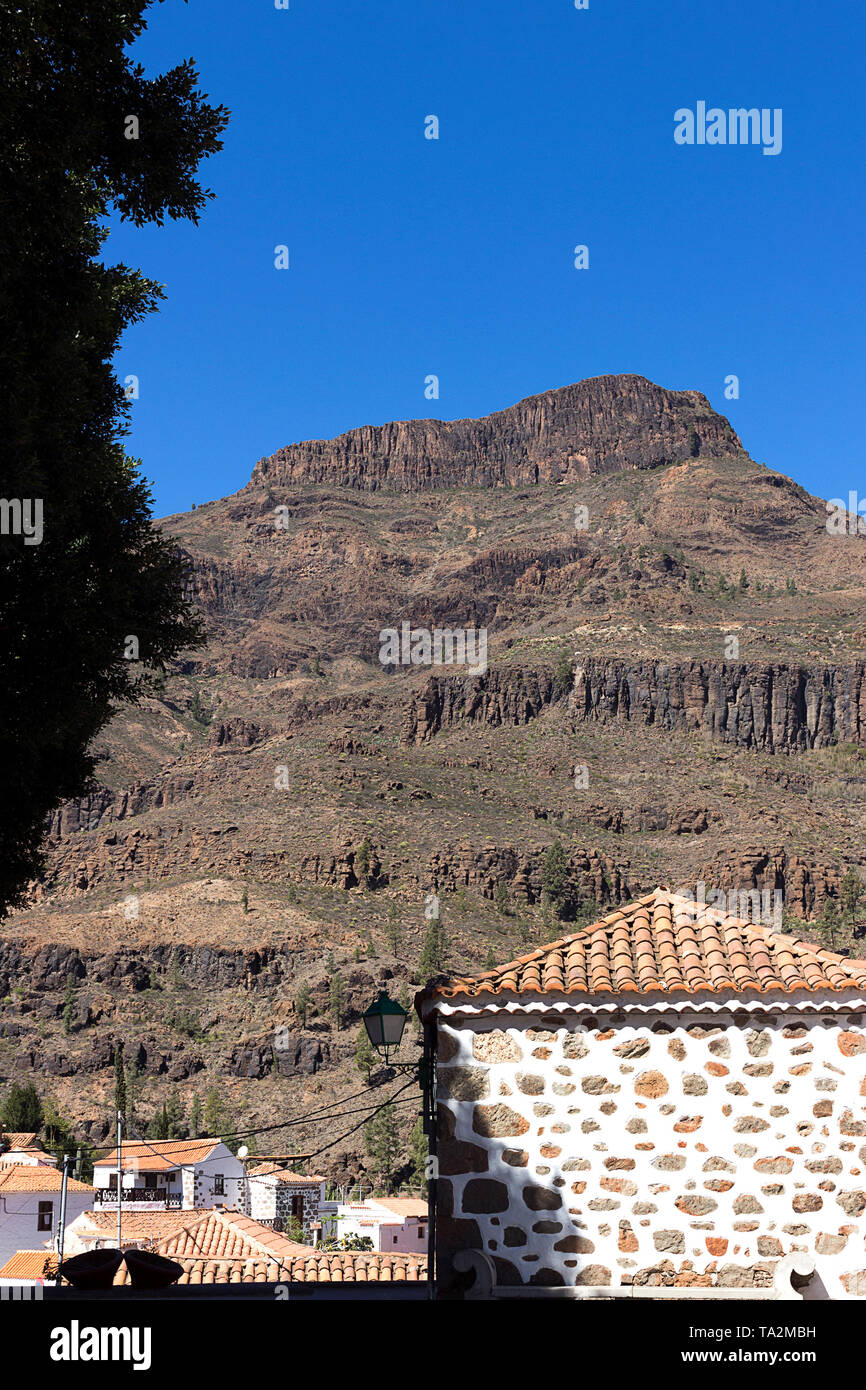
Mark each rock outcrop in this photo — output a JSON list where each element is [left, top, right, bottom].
[[569, 658, 866, 753], [405, 667, 567, 743], [252, 375, 739, 494], [405, 659, 866, 754]]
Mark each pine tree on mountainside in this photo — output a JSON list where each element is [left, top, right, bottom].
[[355, 1025, 377, 1080], [418, 914, 448, 980], [188, 1094, 203, 1138], [113, 1043, 127, 1130], [0, 1081, 44, 1134], [542, 841, 569, 913], [62, 973, 76, 1035], [364, 1101, 401, 1192]]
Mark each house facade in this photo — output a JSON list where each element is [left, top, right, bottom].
[[243, 1163, 330, 1239], [337, 1197, 428, 1253], [0, 1166, 94, 1270], [419, 890, 866, 1300], [0, 1135, 57, 1169], [92, 1138, 244, 1211]]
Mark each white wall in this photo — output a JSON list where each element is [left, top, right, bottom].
[[0, 1191, 92, 1270], [435, 1007, 866, 1298]]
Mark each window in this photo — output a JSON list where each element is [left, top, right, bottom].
[[144, 1173, 157, 1190], [213, 1174, 225, 1196], [393, 1235, 398, 1244], [37, 1201, 53, 1232]]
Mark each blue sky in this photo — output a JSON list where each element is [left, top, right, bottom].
[[108, 0, 866, 518]]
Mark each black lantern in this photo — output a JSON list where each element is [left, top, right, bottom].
[[362, 990, 408, 1060]]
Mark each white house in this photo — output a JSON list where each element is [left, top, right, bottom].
[[243, 1163, 332, 1239], [419, 888, 866, 1299], [337, 1197, 428, 1253], [0, 1132, 57, 1168], [0, 1165, 94, 1270], [91, 1138, 244, 1211]]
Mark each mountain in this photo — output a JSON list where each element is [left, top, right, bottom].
[[3, 374, 866, 1173]]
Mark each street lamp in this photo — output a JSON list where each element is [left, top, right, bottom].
[[362, 987, 437, 1298], [362, 990, 409, 1062]]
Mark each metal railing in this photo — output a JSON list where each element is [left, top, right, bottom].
[[94, 1189, 182, 1208]]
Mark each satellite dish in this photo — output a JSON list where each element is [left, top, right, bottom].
[[237, 1144, 249, 1159]]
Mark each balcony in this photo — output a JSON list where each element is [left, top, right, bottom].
[[94, 1188, 183, 1208]]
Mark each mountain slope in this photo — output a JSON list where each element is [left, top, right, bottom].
[[4, 374, 866, 1173]]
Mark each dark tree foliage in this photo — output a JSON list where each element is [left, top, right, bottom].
[[1, 1081, 44, 1132], [0, 3, 229, 915]]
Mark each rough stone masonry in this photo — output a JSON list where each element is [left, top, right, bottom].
[[426, 1006, 866, 1298]]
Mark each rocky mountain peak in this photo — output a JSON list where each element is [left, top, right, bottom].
[[250, 373, 742, 494]]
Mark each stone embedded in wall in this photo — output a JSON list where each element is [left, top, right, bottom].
[[438, 1028, 460, 1063], [654, 1230, 685, 1254], [816, 1233, 847, 1254], [522, 1185, 562, 1211], [529, 1267, 566, 1286], [747, 1030, 772, 1058], [462, 1178, 510, 1214], [754, 1156, 794, 1174], [502, 1148, 529, 1167], [474, 1030, 522, 1063], [793, 1194, 823, 1212], [582, 1074, 616, 1094], [574, 1264, 612, 1285], [439, 1137, 490, 1176], [516, 1072, 545, 1096], [438, 1065, 490, 1101], [554, 1233, 595, 1253], [675, 1195, 717, 1216], [504, 1226, 527, 1246], [635, 1070, 668, 1099], [473, 1103, 530, 1138]]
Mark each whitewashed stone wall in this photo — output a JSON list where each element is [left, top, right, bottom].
[[247, 1178, 321, 1236], [434, 1009, 866, 1298]]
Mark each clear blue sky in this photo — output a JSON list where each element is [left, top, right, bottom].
[[107, 0, 866, 518]]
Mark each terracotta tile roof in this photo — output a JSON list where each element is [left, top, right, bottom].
[[0, 1148, 57, 1166], [69, 1208, 204, 1245], [368, 1198, 428, 1220], [0, 1250, 59, 1280], [0, 1164, 92, 1192], [153, 1210, 310, 1262], [428, 889, 866, 999], [246, 1163, 325, 1185], [92, 1138, 221, 1172], [0, 1132, 39, 1150], [112, 1250, 428, 1285]]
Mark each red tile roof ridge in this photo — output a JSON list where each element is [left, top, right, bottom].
[[421, 888, 866, 1002]]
